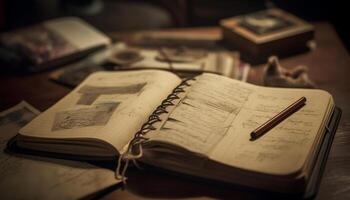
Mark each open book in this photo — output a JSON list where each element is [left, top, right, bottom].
[[18, 70, 336, 194], [0, 17, 110, 72]]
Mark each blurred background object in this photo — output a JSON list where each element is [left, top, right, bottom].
[[0, 0, 348, 51], [220, 8, 315, 64]]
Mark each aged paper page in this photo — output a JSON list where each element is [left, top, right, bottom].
[[0, 102, 119, 200], [20, 70, 181, 154], [149, 73, 332, 175], [149, 73, 253, 154], [210, 86, 332, 175]]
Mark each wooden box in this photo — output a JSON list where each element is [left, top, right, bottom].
[[220, 9, 314, 64]]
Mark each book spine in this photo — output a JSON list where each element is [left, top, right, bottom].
[[115, 77, 195, 183]]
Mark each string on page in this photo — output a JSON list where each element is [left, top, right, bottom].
[[158, 47, 176, 74], [115, 77, 195, 183], [158, 47, 202, 77]]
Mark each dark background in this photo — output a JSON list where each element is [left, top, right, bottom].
[[0, 0, 348, 51]]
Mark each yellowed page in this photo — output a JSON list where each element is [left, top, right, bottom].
[[19, 70, 181, 153], [149, 73, 332, 175], [210, 86, 332, 175], [149, 73, 252, 154]]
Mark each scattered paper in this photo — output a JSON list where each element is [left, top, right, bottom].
[[0, 101, 120, 200]]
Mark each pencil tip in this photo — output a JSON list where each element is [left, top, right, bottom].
[[250, 132, 257, 141]]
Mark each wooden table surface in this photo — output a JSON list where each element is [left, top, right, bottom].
[[0, 22, 349, 200]]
